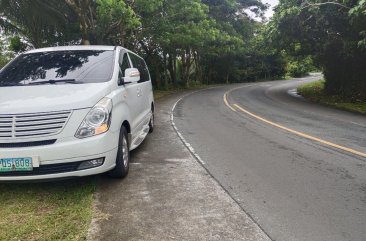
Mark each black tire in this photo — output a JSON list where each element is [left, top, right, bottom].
[[148, 112, 154, 133], [108, 126, 130, 178]]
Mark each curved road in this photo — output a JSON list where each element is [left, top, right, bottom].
[[173, 75, 366, 241]]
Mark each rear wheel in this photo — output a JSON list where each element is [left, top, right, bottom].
[[108, 126, 130, 178]]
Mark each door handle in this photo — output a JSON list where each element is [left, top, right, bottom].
[[137, 87, 142, 97]]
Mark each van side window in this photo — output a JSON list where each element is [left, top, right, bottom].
[[119, 53, 130, 77], [129, 53, 150, 82]]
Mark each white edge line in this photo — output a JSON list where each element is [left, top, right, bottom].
[[171, 85, 253, 166], [169, 87, 274, 241], [170, 90, 215, 165]]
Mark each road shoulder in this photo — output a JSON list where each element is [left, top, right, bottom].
[[88, 91, 270, 241]]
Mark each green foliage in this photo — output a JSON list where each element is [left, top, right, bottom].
[[0, 56, 8, 69], [269, 0, 366, 100], [298, 80, 366, 114], [349, 0, 366, 48], [0, 0, 286, 88], [0, 0, 78, 47], [9, 36, 26, 53], [241, 24, 286, 81], [286, 56, 314, 77], [192, 0, 284, 84], [96, 0, 141, 45], [0, 40, 11, 68], [286, 60, 308, 78]]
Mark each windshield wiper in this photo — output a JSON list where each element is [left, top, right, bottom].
[[28, 79, 79, 85]]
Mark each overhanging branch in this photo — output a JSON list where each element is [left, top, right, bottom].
[[301, 1, 350, 10]]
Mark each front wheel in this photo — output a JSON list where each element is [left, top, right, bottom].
[[148, 112, 154, 133], [108, 126, 130, 178]]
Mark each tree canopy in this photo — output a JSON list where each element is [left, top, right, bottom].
[[268, 0, 366, 100], [1, 0, 284, 88], [0, 0, 364, 99]]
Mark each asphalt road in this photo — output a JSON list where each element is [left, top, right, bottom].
[[173, 75, 366, 241], [93, 92, 270, 241]]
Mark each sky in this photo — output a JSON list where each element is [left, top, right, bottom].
[[262, 0, 279, 19]]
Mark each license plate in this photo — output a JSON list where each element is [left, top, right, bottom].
[[0, 158, 33, 172]]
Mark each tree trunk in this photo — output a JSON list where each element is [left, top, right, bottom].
[[30, 16, 42, 48], [181, 49, 192, 87], [193, 51, 202, 84], [65, 0, 95, 45], [168, 54, 177, 85], [163, 53, 169, 89]]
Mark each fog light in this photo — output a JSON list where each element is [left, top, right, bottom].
[[77, 158, 104, 170]]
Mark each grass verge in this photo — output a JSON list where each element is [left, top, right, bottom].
[[297, 80, 366, 114], [0, 178, 96, 241], [154, 84, 222, 100], [154, 89, 181, 100]]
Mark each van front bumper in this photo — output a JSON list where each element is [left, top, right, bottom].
[[0, 131, 119, 181]]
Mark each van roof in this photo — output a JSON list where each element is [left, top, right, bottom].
[[26, 45, 118, 54]]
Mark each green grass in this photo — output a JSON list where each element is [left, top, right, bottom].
[[154, 89, 181, 100], [298, 80, 366, 114], [0, 178, 96, 241]]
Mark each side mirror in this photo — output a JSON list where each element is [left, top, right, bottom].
[[124, 68, 140, 84]]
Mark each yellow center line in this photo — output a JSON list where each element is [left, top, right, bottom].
[[224, 90, 366, 159], [223, 93, 237, 112]]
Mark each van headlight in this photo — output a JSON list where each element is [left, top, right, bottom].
[[75, 98, 113, 139]]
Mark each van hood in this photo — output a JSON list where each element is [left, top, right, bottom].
[[0, 83, 111, 114]]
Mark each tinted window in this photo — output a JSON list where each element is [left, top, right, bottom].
[[129, 53, 150, 82], [0, 50, 115, 86], [119, 53, 130, 78]]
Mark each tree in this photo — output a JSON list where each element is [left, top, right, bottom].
[[0, 0, 286, 89], [350, 0, 366, 48], [0, 0, 78, 47], [0, 39, 10, 68], [96, 0, 140, 46], [197, 0, 285, 83], [64, 0, 96, 45], [133, 0, 224, 87], [9, 36, 27, 53], [268, 0, 366, 100]]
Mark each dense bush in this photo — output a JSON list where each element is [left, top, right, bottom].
[[286, 56, 314, 77], [321, 41, 366, 100]]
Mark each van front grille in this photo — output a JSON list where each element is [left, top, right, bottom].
[[0, 161, 83, 176], [0, 111, 71, 139], [0, 140, 57, 148]]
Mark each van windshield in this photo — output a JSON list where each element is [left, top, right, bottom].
[[0, 50, 115, 86]]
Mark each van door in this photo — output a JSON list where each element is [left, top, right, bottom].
[[128, 53, 151, 125], [126, 52, 147, 133], [118, 51, 144, 138], [139, 58, 153, 117]]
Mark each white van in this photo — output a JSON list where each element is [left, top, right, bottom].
[[0, 46, 154, 181]]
